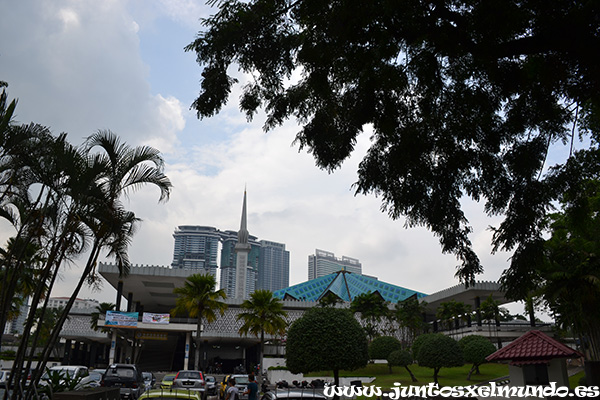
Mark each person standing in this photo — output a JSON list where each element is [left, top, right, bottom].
[[225, 378, 239, 400], [244, 374, 258, 400]]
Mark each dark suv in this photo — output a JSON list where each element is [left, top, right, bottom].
[[101, 364, 146, 399]]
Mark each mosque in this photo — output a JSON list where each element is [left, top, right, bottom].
[[55, 192, 542, 372]]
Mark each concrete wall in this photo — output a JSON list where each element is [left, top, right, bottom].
[[547, 359, 569, 387]]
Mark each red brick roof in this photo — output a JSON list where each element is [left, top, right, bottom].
[[486, 330, 582, 366]]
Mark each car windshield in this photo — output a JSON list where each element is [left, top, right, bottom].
[[105, 368, 135, 378], [41, 369, 75, 379], [177, 371, 201, 379], [163, 375, 175, 382], [233, 376, 249, 385]]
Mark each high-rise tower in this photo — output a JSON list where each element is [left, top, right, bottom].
[[308, 249, 361, 280], [258, 240, 290, 291], [171, 225, 220, 277]]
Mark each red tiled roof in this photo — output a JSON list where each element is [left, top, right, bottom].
[[486, 330, 582, 365]]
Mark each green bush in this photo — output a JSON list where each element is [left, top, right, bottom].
[[369, 336, 402, 359], [0, 350, 16, 360]]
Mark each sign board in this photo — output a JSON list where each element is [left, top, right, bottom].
[[142, 312, 170, 324], [106, 311, 139, 327]]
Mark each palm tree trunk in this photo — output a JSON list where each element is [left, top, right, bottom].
[[7, 238, 62, 400], [0, 187, 47, 351], [24, 241, 102, 399], [195, 317, 203, 371], [259, 330, 265, 379]]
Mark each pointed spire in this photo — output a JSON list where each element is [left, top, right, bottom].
[[237, 189, 249, 246]]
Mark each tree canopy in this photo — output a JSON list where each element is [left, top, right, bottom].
[[458, 335, 496, 380], [369, 335, 402, 360], [535, 179, 600, 362], [188, 0, 600, 291], [394, 296, 427, 347], [387, 349, 417, 382], [414, 333, 464, 384], [350, 292, 391, 340], [286, 307, 368, 387], [369, 336, 402, 373]]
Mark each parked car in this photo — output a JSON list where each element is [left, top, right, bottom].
[[101, 363, 146, 399], [142, 372, 156, 390], [40, 365, 90, 391], [5, 368, 37, 388], [172, 370, 206, 394], [260, 390, 326, 400], [82, 368, 106, 388], [160, 373, 177, 389], [139, 388, 203, 400], [204, 375, 217, 396], [0, 370, 9, 388]]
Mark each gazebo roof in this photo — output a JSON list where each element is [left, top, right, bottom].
[[486, 330, 582, 365]]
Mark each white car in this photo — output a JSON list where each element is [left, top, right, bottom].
[[0, 370, 10, 388], [40, 365, 90, 388]]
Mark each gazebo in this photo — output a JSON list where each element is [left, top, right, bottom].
[[486, 330, 582, 387]]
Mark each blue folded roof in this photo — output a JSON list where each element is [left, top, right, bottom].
[[273, 270, 427, 303]]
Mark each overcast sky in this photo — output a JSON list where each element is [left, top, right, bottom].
[[1, 0, 553, 316]]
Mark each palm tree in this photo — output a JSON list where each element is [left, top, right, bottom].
[[172, 273, 228, 370], [91, 302, 116, 333], [350, 292, 391, 341], [237, 290, 287, 377], [24, 131, 172, 398], [395, 296, 427, 347]]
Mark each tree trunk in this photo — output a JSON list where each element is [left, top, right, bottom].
[[259, 330, 264, 379], [467, 364, 476, 380], [7, 243, 61, 400], [405, 366, 417, 382], [333, 369, 340, 400], [195, 317, 202, 371], [433, 367, 440, 385], [23, 242, 101, 400], [0, 188, 47, 351]]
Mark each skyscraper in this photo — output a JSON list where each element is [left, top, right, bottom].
[[258, 240, 290, 292], [171, 192, 286, 296], [308, 249, 361, 280], [171, 225, 220, 278]]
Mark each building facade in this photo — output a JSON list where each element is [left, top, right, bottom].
[[308, 249, 361, 280], [258, 240, 290, 292], [47, 297, 100, 310]]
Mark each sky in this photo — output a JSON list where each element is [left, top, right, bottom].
[[0, 0, 550, 316]]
